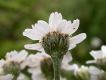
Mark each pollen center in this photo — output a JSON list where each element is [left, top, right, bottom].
[[41, 32, 69, 56]]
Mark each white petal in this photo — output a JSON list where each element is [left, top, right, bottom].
[[62, 51, 72, 64], [101, 45, 106, 58], [0, 59, 5, 68], [23, 28, 42, 40], [25, 54, 41, 68], [69, 33, 86, 45], [0, 74, 14, 80], [24, 43, 43, 51], [17, 73, 27, 80], [49, 12, 62, 31], [36, 20, 50, 34], [5, 50, 18, 61], [16, 50, 28, 63], [68, 44, 76, 50], [28, 68, 46, 80], [62, 19, 79, 35], [89, 66, 101, 75], [90, 50, 102, 59], [70, 19, 79, 35], [5, 50, 28, 63], [86, 60, 96, 64], [56, 20, 67, 33]]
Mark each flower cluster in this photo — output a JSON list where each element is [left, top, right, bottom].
[[0, 12, 106, 80]]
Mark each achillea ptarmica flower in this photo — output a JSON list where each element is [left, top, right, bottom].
[[23, 12, 86, 57], [22, 52, 72, 80], [89, 66, 104, 80], [71, 64, 104, 80], [5, 50, 28, 63], [86, 45, 106, 71], [0, 74, 14, 80], [0, 50, 28, 79], [73, 65, 90, 80]]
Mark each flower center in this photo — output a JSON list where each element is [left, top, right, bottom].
[[41, 32, 69, 56], [3, 62, 21, 76]]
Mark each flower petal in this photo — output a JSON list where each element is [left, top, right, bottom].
[[69, 33, 86, 45], [62, 51, 72, 64], [56, 20, 67, 33], [49, 12, 62, 31], [90, 50, 102, 59], [36, 20, 50, 34], [23, 28, 42, 40], [0, 59, 5, 68], [86, 60, 96, 64], [0, 74, 14, 80], [68, 44, 76, 50], [101, 45, 106, 58], [24, 43, 43, 51], [62, 19, 79, 35], [89, 66, 101, 75]]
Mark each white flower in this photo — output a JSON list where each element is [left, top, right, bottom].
[[70, 64, 104, 80], [21, 52, 50, 69], [0, 74, 14, 80], [23, 52, 72, 80], [5, 50, 28, 63], [86, 45, 106, 64], [0, 59, 5, 68], [73, 65, 89, 76], [23, 12, 86, 52], [61, 51, 73, 70], [28, 67, 46, 80], [17, 73, 29, 80], [89, 66, 104, 80], [91, 37, 102, 48], [0, 59, 5, 75]]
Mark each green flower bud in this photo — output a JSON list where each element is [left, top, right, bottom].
[[3, 62, 21, 77], [42, 32, 69, 57], [75, 66, 90, 80], [40, 57, 54, 80]]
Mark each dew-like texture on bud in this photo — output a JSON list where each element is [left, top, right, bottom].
[[42, 32, 69, 57], [40, 57, 54, 79], [3, 62, 21, 77]]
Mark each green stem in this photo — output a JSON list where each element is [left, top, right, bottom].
[[51, 55, 62, 80]]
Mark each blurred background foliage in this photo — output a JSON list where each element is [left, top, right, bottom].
[[0, 0, 106, 64]]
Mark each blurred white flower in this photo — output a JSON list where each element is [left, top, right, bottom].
[[60, 77, 67, 80], [22, 52, 72, 80], [91, 37, 102, 48], [23, 12, 86, 52], [70, 64, 104, 80], [0, 59, 5, 73], [21, 52, 50, 69], [17, 73, 29, 80], [86, 45, 106, 64], [5, 50, 28, 63], [0, 74, 14, 80], [89, 66, 104, 80], [61, 51, 73, 70], [28, 67, 46, 80]]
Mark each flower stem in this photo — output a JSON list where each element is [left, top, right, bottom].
[[51, 54, 62, 80]]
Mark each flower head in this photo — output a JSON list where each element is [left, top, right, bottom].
[[23, 12, 86, 56], [22, 52, 72, 80], [5, 50, 28, 63], [86, 45, 106, 71], [0, 50, 28, 80], [0, 74, 14, 80]]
